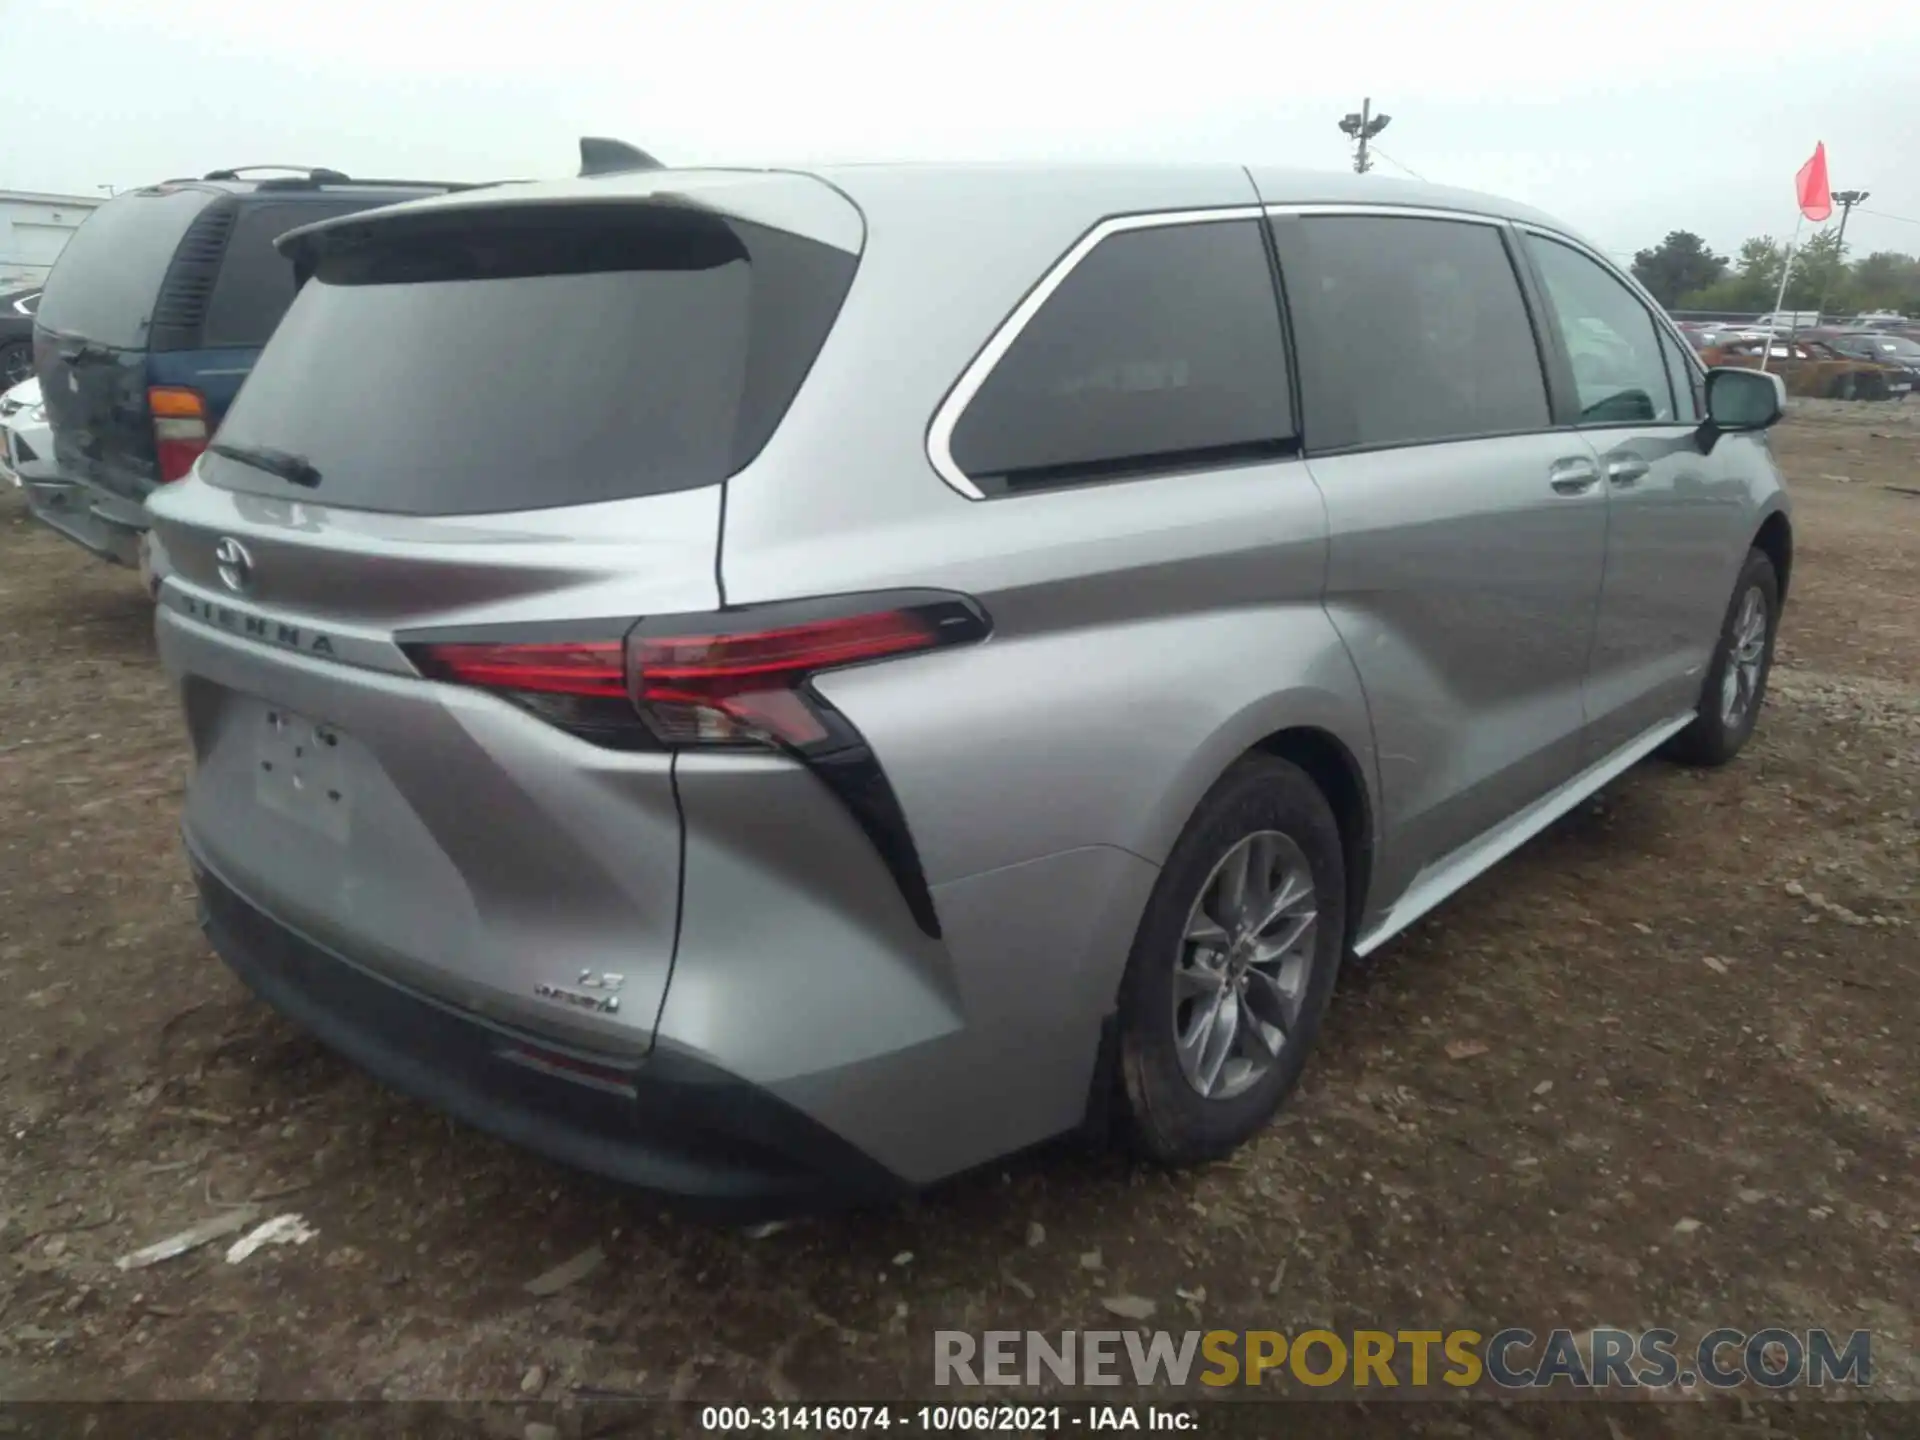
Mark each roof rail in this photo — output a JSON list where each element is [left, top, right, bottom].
[[252, 175, 470, 192], [203, 165, 352, 182], [579, 137, 664, 178]]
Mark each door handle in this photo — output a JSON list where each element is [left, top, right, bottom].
[[1549, 457, 1601, 495], [1606, 454, 1650, 486]]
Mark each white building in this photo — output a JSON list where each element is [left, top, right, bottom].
[[1, 189, 102, 289]]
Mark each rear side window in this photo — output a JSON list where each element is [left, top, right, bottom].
[[1282, 215, 1550, 450], [202, 201, 373, 348], [947, 219, 1294, 494], [1524, 235, 1677, 425], [202, 204, 857, 515], [34, 188, 214, 349]]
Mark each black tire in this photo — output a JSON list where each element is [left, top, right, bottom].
[[0, 339, 30, 390], [1833, 373, 1857, 401], [1665, 548, 1780, 767], [1116, 755, 1345, 1165]]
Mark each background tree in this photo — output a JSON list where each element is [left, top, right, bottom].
[[1849, 251, 1920, 313], [1653, 223, 1919, 318], [1786, 230, 1849, 311], [1677, 237, 1781, 311], [1735, 237, 1785, 292], [1631, 231, 1727, 307]]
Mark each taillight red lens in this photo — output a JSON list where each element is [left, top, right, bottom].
[[402, 597, 987, 753], [410, 642, 627, 698], [149, 387, 209, 483], [631, 611, 938, 747]]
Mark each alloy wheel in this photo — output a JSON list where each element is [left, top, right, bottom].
[[1720, 585, 1768, 727], [1172, 830, 1318, 1100]]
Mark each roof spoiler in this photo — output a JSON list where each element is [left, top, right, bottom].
[[579, 137, 664, 178]]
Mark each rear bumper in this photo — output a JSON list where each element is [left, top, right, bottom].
[[20, 461, 147, 566], [188, 843, 911, 1220]]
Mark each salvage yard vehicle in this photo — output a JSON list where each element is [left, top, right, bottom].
[[146, 155, 1795, 1215], [1813, 329, 1920, 394], [1700, 335, 1910, 400], [0, 286, 38, 389], [0, 375, 47, 487], [26, 166, 467, 569]]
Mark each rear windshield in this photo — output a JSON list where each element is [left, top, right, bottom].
[[202, 200, 383, 349], [202, 204, 858, 515], [34, 187, 215, 349]]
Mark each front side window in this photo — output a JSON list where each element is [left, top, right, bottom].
[[1658, 326, 1703, 421], [1525, 235, 1677, 425], [1284, 215, 1551, 449], [947, 219, 1294, 494]]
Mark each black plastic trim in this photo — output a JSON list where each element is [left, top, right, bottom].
[[148, 197, 240, 351], [632, 590, 990, 941], [977, 436, 1302, 496], [1265, 213, 1358, 454]]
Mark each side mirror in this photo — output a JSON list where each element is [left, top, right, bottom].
[[1699, 366, 1785, 452]]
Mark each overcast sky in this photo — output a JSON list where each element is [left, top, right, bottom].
[[7, 0, 1920, 264]]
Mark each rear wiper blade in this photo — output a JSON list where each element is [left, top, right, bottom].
[[208, 442, 322, 489]]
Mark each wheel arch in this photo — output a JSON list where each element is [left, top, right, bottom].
[[1249, 726, 1375, 952], [1753, 506, 1793, 605], [1138, 687, 1380, 954]]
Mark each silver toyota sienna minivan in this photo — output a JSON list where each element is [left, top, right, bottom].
[[146, 159, 1792, 1215]]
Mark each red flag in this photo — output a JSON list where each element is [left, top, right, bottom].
[[1796, 142, 1832, 222]]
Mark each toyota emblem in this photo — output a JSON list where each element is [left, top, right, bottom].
[[213, 536, 254, 594]]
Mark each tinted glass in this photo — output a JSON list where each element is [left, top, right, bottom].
[[34, 188, 215, 349], [1858, 334, 1920, 359], [203, 205, 856, 515], [1288, 215, 1550, 448], [1658, 326, 1702, 421], [1525, 235, 1676, 424], [202, 201, 372, 348], [948, 220, 1293, 492]]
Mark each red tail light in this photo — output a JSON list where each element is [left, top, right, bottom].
[[403, 595, 988, 753], [632, 610, 939, 747], [149, 387, 209, 482], [410, 642, 626, 697]]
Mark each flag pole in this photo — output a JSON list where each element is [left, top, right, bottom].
[[1758, 211, 1805, 375]]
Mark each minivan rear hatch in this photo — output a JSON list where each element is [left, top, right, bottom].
[[197, 184, 861, 519], [148, 177, 864, 1055]]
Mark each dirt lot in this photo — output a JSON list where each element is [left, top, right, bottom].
[[2, 405, 1915, 1423]]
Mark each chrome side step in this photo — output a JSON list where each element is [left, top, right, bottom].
[[1353, 712, 1696, 959]]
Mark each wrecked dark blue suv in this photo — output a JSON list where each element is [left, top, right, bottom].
[[27, 167, 465, 569]]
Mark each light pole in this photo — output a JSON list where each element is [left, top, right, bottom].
[[1338, 99, 1392, 175], [1816, 188, 1868, 321]]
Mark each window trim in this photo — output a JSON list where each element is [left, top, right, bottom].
[[927, 205, 1277, 500], [1656, 324, 1704, 423], [1515, 224, 1704, 432], [926, 200, 1687, 498]]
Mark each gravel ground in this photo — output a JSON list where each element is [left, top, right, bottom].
[[1, 402, 1915, 1426]]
